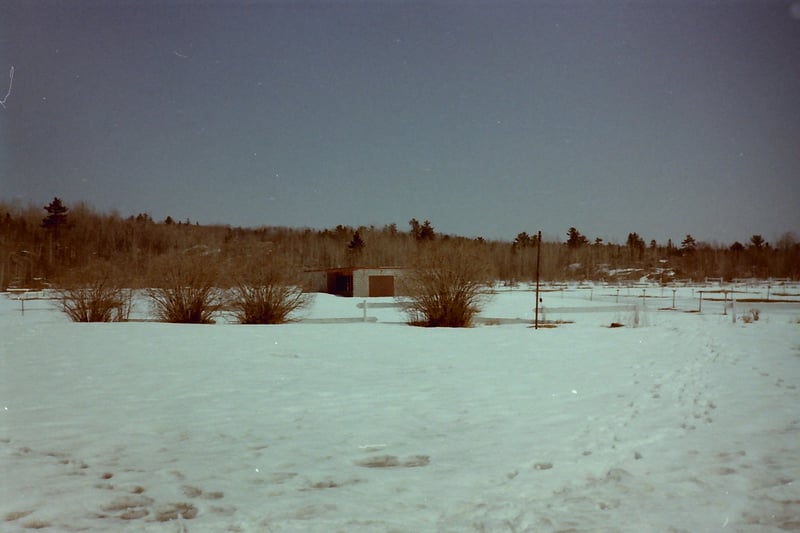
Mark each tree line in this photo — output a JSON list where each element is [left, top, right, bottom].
[[1, 198, 798, 290]]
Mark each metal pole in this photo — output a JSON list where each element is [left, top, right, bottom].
[[534, 230, 542, 330]]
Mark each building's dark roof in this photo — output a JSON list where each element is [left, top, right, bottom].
[[305, 266, 408, 274]]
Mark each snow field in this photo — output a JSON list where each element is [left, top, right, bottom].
[[1, 287, 799, 532]]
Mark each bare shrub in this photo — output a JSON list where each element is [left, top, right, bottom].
[[146, 255, 222, 324], [399, 244, 493, 327], [55, 266, 132, 322], [228, 256, 311, 324]]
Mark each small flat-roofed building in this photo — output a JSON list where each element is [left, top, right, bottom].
[[306, 267, 407, 297]]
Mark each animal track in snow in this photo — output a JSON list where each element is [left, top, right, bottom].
[[354, 454, 431, 468], [301, 477, 363, 491], [2, 440, 234, 527], [182, 485, 225, 499]]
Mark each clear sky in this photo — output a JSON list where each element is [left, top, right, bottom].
[[2, 0, 799, 244]]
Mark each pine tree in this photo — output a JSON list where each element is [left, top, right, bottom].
[[626, 232, 645, 260], [681, 234, 696, 254], [749, 234, 766, 250], [42, 197, 69, 268], [348, 231, 365, 253], [512, 232, 533, 251], [42, 197, 68, 235], [409, 218, 421, 239], [419, 220, 435, 241], [566, 227, 588, 248], [410, 219, 435, 241]]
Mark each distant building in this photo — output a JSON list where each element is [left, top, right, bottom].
[[306, 267, 408, 297]]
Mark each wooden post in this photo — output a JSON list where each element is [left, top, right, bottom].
[[9, 288, 28, 315], [672, 288, 676, 309], [534, 230, 542, 330], [698, 290, 703, 312]]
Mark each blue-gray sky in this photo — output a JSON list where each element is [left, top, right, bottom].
[[2, 0, 799, 244]]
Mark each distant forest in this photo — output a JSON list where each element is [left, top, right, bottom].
[[1, 198, 798, 289]]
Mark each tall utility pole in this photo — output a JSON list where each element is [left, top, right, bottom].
[[534, 230, 542, 329]]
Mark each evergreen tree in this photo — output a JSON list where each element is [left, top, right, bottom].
[[42, 197, 69, 268], [566, 227, 588, 248], [419, 220, 435, 241], [749, 234, 766, 250], [409, 218, 420, 239], [348, 231, 365, 252], [410, 218, 435, 241], [626, 232, 646, 260], [681, 234, 697, 254], [42, 197, 68, 235], [512, 232, 533, 251]]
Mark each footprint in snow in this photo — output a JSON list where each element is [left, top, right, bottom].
[[354, 454, 430, 468]]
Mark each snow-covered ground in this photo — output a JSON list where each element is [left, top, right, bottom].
[[2, 285, 799, 532]]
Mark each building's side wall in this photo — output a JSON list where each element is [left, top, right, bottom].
[[306, 271, 328, 293], [353, 269, 370, 297], [352, 268, 406, 297]]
